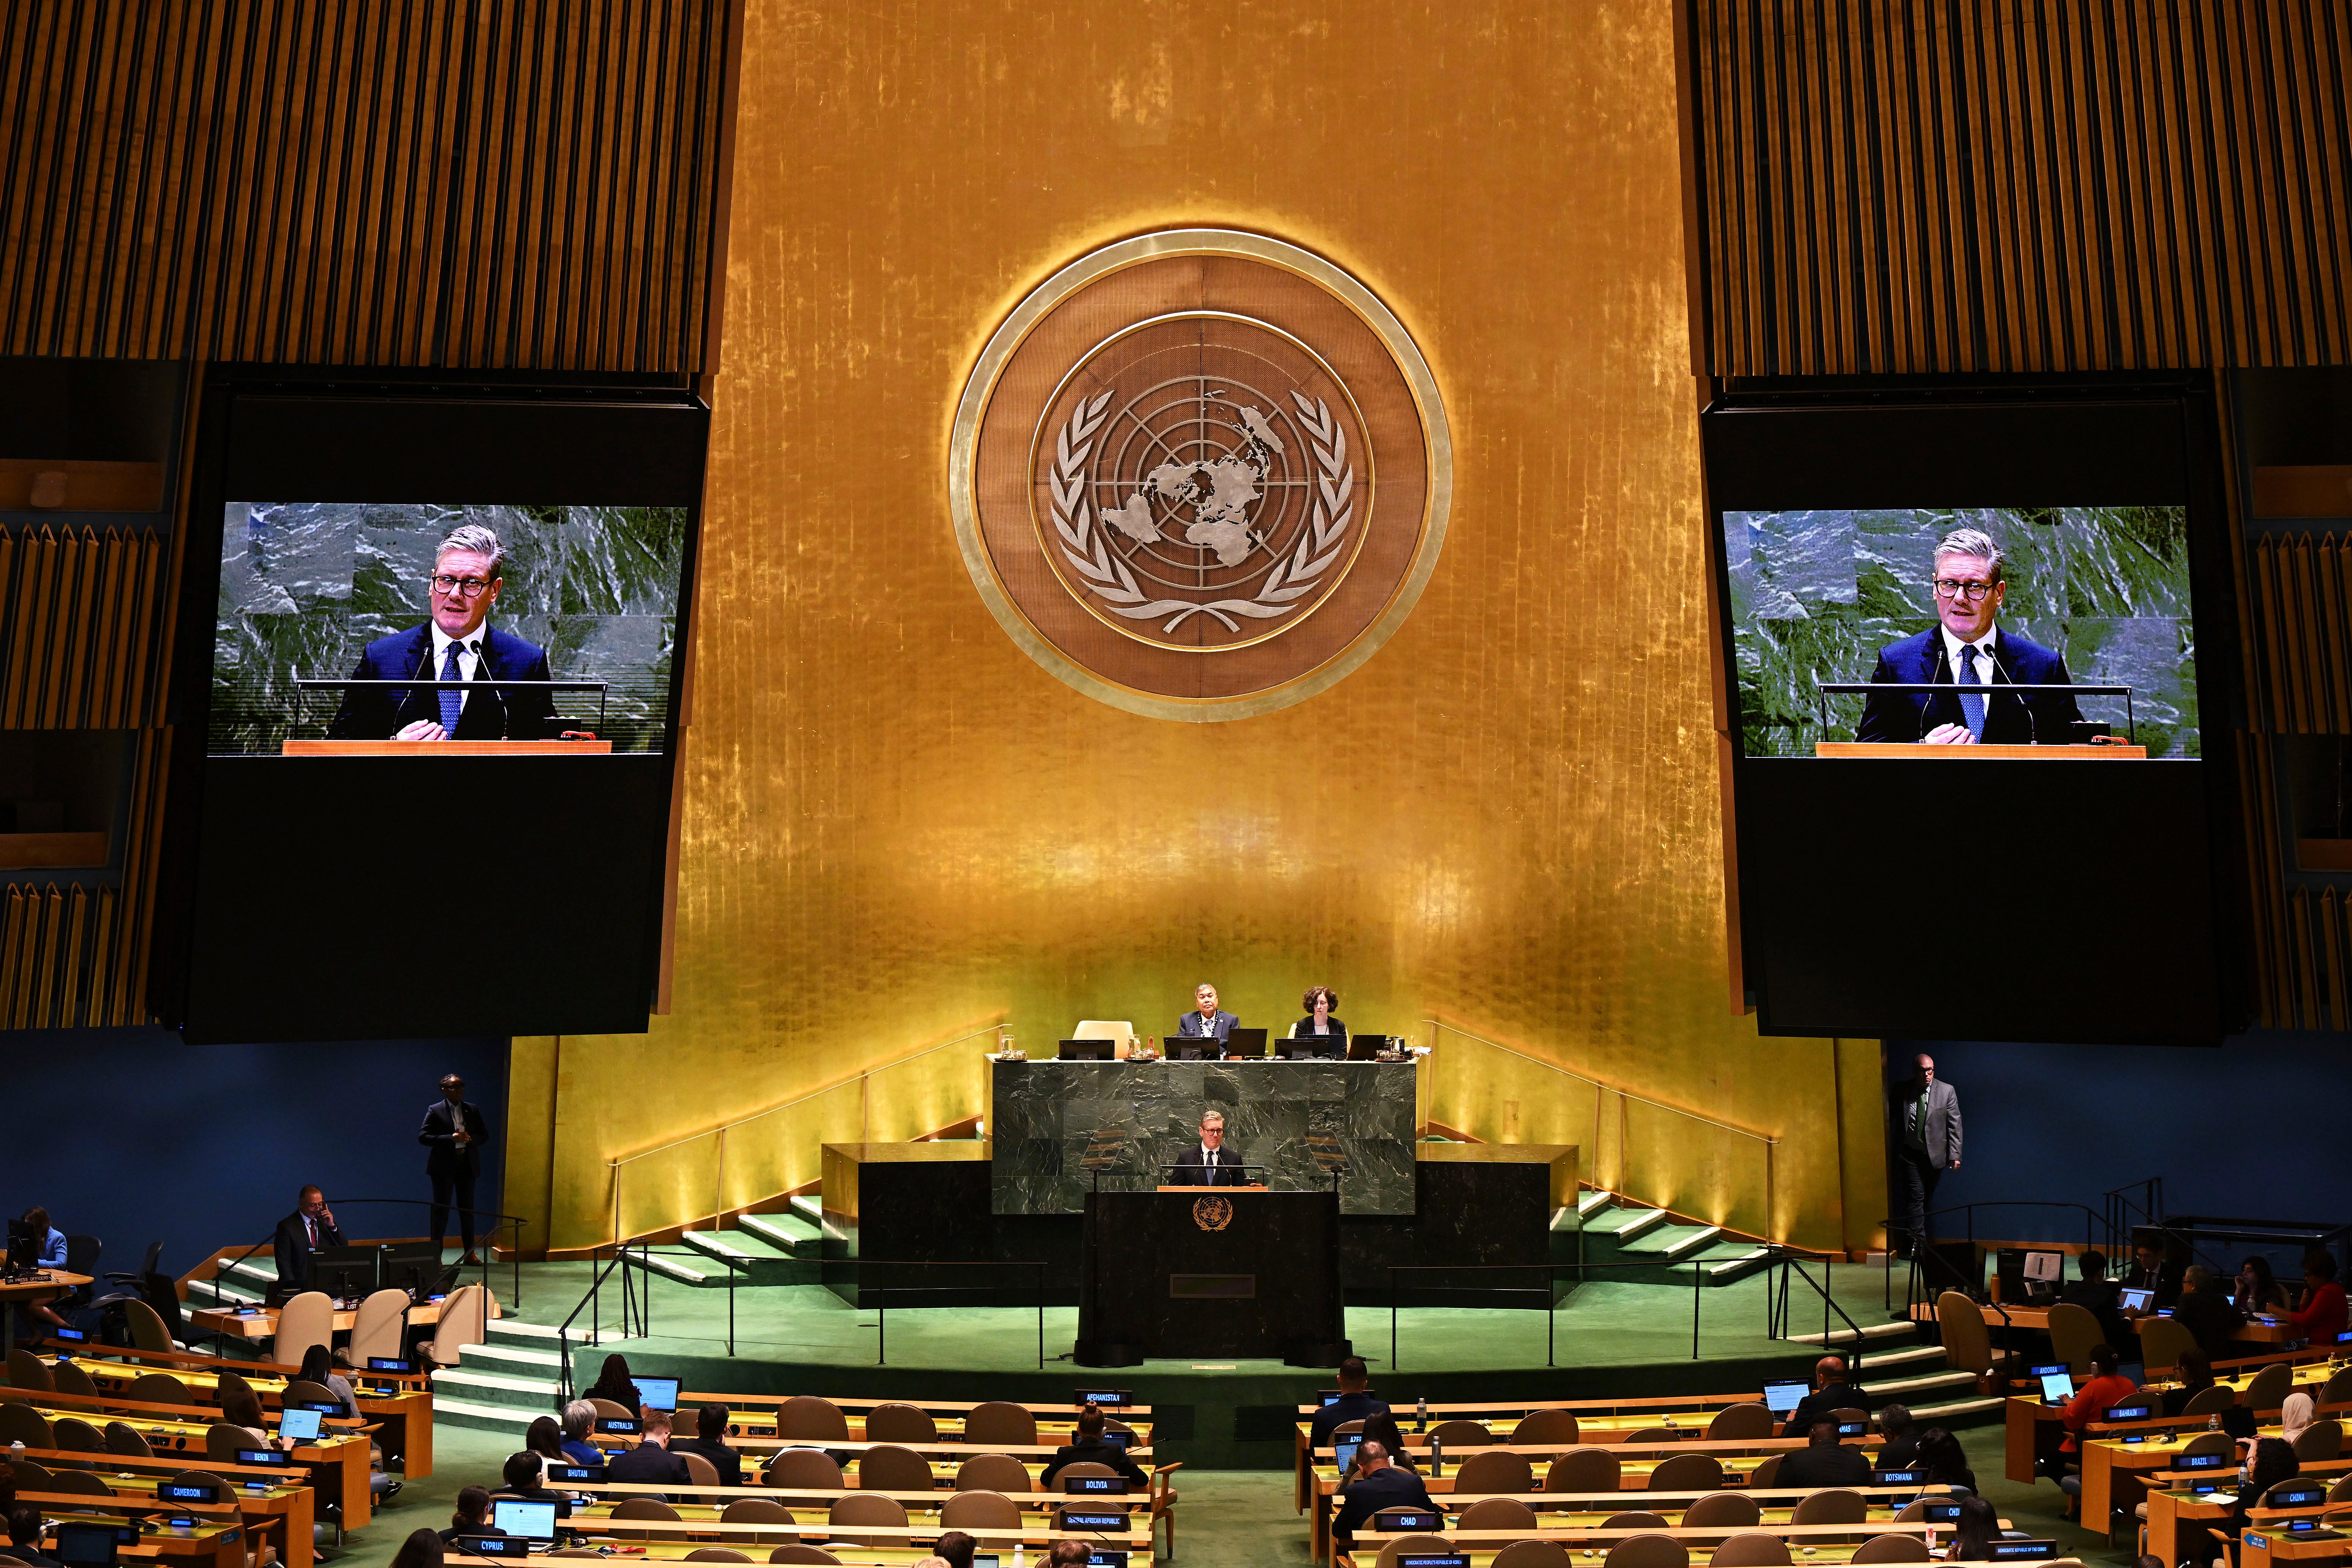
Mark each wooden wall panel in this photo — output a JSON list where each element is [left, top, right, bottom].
[[1683, 0, 2352, 375], [0, 0, 733, 371]]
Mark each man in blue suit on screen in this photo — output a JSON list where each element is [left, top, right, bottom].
[[329, 523, 558, 742], [1856, 526, 2083, 746]]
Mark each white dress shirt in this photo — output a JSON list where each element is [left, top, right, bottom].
[[430, 622, 486, 716], [1938, 624, 1999, 686]]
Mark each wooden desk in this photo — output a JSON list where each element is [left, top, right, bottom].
[[188, 1289, 496, 1341], [281, 740, 613, 755], [9, 1447, 316, 1568], [1816, 742, 2147, 759], [2242, 1523, 2352, 1568], [71, 1356, 434, 1478], [1917, 1298, 2301, 1345], [18, 1489, 248, 1568], [0, 1269, 91, 1344]]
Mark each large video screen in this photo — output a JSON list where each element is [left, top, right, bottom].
[[1701, 389, 2242, 1045], [211, 502, 684, 756], [1722, 506, 2199, 760]]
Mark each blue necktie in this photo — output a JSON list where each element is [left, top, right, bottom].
[[439, 642, 465, 733], [1957, 643, 1986, 740]]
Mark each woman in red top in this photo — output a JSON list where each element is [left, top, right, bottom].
[[2061, 1343, 2141, 1453], [2290, 1253, 2347, 1343]]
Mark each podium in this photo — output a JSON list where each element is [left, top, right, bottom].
[[1075, 1186, 1346, 1367]]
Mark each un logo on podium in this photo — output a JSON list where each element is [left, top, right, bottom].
[[1191, 1196, 1234, 1233]]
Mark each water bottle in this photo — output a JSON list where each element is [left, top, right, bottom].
[[1429, 1435, 1443, 1477], [1416, 1396, 1427, 1432], [2209, 1413, 2221, 1432]]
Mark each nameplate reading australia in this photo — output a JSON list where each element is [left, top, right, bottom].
[[950, 230, 1452, 721]]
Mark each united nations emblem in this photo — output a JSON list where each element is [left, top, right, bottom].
[[950, 230, 1452, 721], [1192, 1195, 1234, 1232]]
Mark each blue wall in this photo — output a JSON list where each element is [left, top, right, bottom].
[[1889, 1031, 2352, 1269], [0, 1027, 510, 1280]]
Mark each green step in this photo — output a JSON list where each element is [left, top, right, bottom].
[[1617, 1223, 1720, 1257], [737, 1210, 822, 1257], [679, 1228, 822, 1285], [1582, 1205, 1667, 1238]]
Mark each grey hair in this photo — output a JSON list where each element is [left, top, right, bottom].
[[561, 1399, 596, 1439], [436, 522, 508, 577], [1200, 1110, 1225, 1127], [1879, 1402, 1913, 1435], [2184, 1263, 2217, 1290], [1933, 526, 2004, 583]]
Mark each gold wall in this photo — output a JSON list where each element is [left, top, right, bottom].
[[512, 0, 1886, 1256]]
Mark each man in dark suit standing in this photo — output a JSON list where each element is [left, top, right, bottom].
[[271, 1186, 346, 1302], [327, 523, 558, 742], [1330, 1442, 1437, 1554], [1892, 1053, 1961, 1260], [1856, 527, 2084, 746], [1169, 1111, 1245, 1187], [1173, 983, 1238, 1056], [421, 1073, 492, 1265], [1781, 1354, 1870, 1438]]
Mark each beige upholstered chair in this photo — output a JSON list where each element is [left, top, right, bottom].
[[2180, 1385, 2236, 1417], [103, 1421, 153, 1457], [826, 1493, 909, 1549], [123, 1298, 175, 1354], [1704, 1403, 1773, 1440], [1457, 1499, 1539, 1533], [613, 1499, 681, 1520], [953, 1453, 1032, 1492], [855, 1445, 934, 1492], [1372, 1538, 1453, 1568], [1935, 1290, 1994, 1373], [684, 1553, 752, 1563], [861, 1403, 937, 1443], [0, 1405, 53, 1447], [2136, 1316, 2197, 1374], [6, 1349, 55, 1390], [719, 1500, 796, 1528], [1646, 1453, 1723, 1492], [2242, 1361, 2293, 1412], [51, 1416, 106, 1453], [2044, 1301, 2103, 1377], [2295, 1421, 2343, 1461], [349, 1288, 411, 1365], [1073, 1021, 1138, 1055], [1604, 1535, 1691, 1568], [1429, 1418, 1494, 1446], [1791, 1489, 1868, 1525], [1453, 1448, 1534, 1494], [678, 1450, 722, 1488], [1491, 1542, 1573, 1568], [764, 1449, 844, 1489], [48, 1360, 98, 1399], [1849, 1535, 1930, 1563], [1511, 1409, 1580, 1445], [941, 1491, 1022, 1530], [1709, 1535, 1792, 1567], [273, 1291, 336, 1371], [766, 1550, 839, 1565], [422, 1283, 490, 1367], [1544, 1448, 1620, 1493], [773, 1396, 849, 1440], [1682, 1492, 1760, 1528], [963, 1401, 1037, 1446], [1603, 1513, 1671, 1532]]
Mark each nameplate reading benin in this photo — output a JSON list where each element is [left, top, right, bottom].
[[1192, 1195, 1233, 1231], [1169, 1273, 1256, 1299]]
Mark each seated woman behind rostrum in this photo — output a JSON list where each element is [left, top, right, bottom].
[[1287, 985, 1348, 1056]]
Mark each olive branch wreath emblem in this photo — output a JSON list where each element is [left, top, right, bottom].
[[1046, 389, 1356, 635]]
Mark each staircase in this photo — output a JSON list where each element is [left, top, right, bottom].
[[669, 1201, 826, 1288], [1786, 1317, 2003, 1427], [1565, 1190, 1776, 1287], [430, 1318, 616, 1435]]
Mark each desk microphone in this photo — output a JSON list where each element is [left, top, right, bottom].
[[1990, 643, 2037, 745]]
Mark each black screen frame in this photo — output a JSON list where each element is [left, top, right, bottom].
[[152, 367, 708, 1040], [1700, 373, 2251, 1044]]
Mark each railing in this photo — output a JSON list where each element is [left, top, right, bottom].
[[2102, 1177, 2164, 1254], [1764, 1247, 1876, 1375], [1884, 1200, 2098, 1322], [1421, 1018, 1781, 1242], [852, 1260, 1048, 1369], [203, 1199, 525, 1315], [552, 1240, 751, 1404], [603, 1022, 999, 1246]]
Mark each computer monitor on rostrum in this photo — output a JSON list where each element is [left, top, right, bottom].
[[1057, 1038, 1117, 1061], [1222, 1027, 1269, 1057]]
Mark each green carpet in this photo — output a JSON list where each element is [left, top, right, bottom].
[[316, 1418, 2129, 1568]]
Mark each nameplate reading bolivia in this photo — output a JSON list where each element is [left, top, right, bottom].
[[949, 229, 1452, 721]]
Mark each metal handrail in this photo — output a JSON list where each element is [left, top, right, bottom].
[[604, 1022, 1001, 1247], [1882, 1200, 2098, 1321], [311, 1198, 528, 1310], [1764, 1246, 1876, 1374], [850, 1260, 1048, 1369], [1422, 1018, 1780, 1241]]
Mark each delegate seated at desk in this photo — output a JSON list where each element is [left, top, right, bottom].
[[1286, 985, 1348, 1057], [272, 1184, 346, 1301], [1169, 1110, 1247, 1187], [1040, 1405, 1148, 1489], [1175, 983, 1239, 1054], [1331, 1442, 1436, 1552]]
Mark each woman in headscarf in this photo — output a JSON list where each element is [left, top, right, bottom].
[[2281, 1390, 2317, 1448]]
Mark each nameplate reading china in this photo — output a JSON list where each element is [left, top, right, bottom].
[[950, 230, 1451, 721]]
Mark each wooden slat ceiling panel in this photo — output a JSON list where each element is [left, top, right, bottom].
[[1684, 0, 2352, 373], [0, 0, 729, 371]]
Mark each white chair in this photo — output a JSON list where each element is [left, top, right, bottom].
[[1073, 1020, 1137, 1055], [423, 1283, 491, 1367], [272, 1292, 334, 1371], [348, 1288, 411, 1365]]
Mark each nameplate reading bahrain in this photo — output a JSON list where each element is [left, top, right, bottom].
[[949, 229, 1452, 722]]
